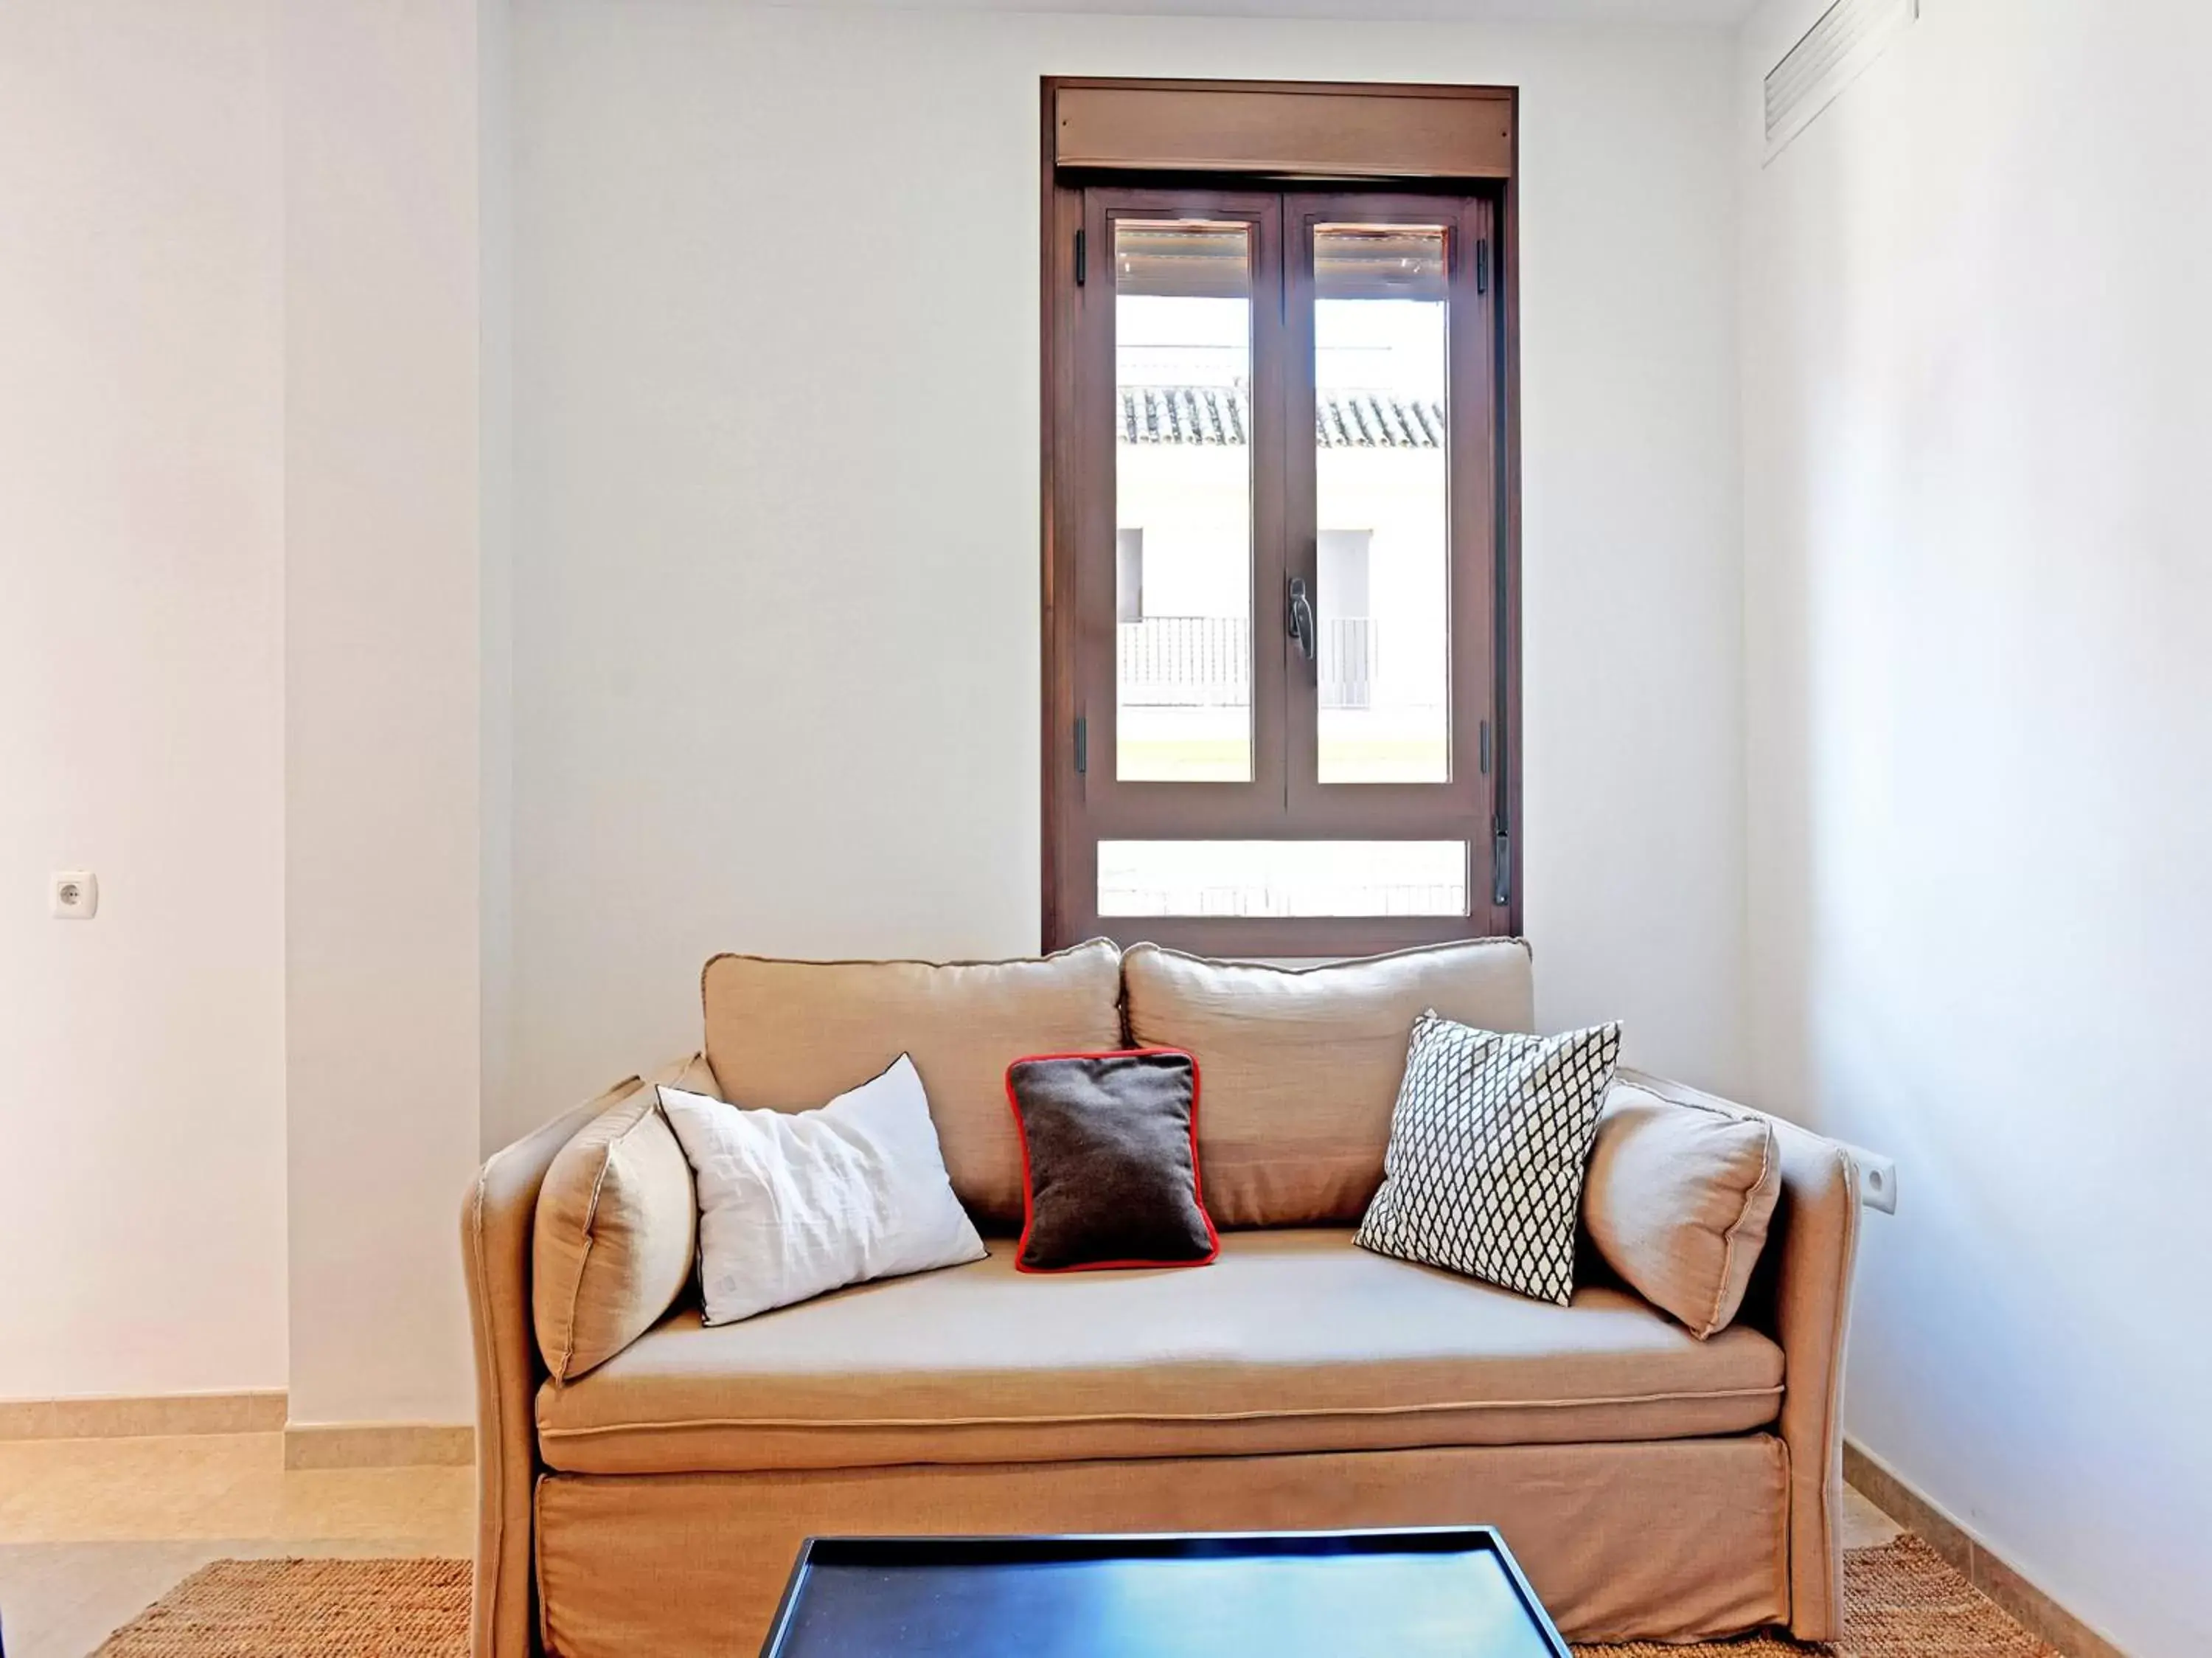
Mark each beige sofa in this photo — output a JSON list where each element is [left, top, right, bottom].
[[463, 940, 1860, 1657]]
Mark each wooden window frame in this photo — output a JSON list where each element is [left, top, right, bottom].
[[1040, 77, 1523, 957]]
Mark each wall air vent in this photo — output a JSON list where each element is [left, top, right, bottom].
[[1764, 0, 1918, 163]]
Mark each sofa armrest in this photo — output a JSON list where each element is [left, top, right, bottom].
[[462, 1100, 604, 1658], [1615, 1068, 1861, 1642]]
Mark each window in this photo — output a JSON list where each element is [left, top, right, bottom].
[[1317, 530, 1371, 713], [1116, 527, 1146, 623], [1043, 80, 1520, 956]]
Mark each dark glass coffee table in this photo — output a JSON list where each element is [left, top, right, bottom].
[[759, 1527, 1570, 1657]]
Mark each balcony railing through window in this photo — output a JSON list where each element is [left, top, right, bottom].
[[1116, 614, 1374, 710]]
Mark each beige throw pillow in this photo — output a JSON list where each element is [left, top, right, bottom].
[[532, 1052, 717, 1381], [700, 941, 1124, 1227], [1121, 939, 1536, 1227], [1582, 1078, 1782, 1339]]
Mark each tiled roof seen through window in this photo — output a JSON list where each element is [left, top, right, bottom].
[[1119, 386, 1443, 448]]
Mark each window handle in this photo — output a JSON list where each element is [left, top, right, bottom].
[[1287, 576, 1316, 665]]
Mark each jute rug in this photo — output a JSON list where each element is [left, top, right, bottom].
[[94, 1535, 2056, 1656]]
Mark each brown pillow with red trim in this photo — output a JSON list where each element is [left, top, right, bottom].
[[1004, 1050, 1218, 1272]]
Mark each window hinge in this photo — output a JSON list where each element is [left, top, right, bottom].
[[1475, 238, 1490, 296], [1074, 714, 1088, 774], [1491, 816, 1512, 908], [1478, 718, 1492, 776], [1074, 227, 1086, 287]]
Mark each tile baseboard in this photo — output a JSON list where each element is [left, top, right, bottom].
[[1, 1392, 474, 1468], [0, 1390, 288, 1441], [1844, 1439, 2132, 1658], [282, 1422, 475, 1469]]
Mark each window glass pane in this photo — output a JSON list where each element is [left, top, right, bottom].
[[1115, 221, 1253, 782], [1098, 841, 1468, 918], [1313, 224, 1450, 783]]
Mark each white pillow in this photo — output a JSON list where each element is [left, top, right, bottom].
[[657, 1055, 987, 1325]]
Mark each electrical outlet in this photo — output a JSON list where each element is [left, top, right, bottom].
[[1856, 1149, 1899, 1215], [51, 870, 98, 920]]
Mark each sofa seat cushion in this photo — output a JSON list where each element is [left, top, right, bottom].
[[535, 1228, 1783, 1475]]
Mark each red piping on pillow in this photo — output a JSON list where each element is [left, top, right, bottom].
[[1003, 1048, 1221, 1273]]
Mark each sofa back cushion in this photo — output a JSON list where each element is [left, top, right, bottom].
[[1582, 1072, 1782, 1339], [532, 1052, 717, 1382], [700, 940, 1124, 1226], [1121, 939, 1535, 1227]]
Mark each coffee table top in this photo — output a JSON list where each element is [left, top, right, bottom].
[[759, 1527, 1570, 1657]]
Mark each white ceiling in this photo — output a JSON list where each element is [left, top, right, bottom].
[[776, 0, 1762, 27]]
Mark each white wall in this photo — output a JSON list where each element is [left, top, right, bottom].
[[1, 0, 1751, 1426], [0, 0, 1750, 1433], [0, 0, 288, 1400], [504, 1, 1747, 1140], [280, 0, 494, 1427], [1738, 2, 2212, 1654], [0, 0, 498, 1423]]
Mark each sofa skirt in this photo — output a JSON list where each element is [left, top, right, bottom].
[[534, 1435, 1791, 1655]]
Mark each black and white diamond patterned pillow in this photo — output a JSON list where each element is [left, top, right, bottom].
[[1355, 1012, 1623, 1305]]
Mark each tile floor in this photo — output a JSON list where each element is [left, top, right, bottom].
[[0, 1429, 1907, 1657], [0, 1432, 470, 1657]]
